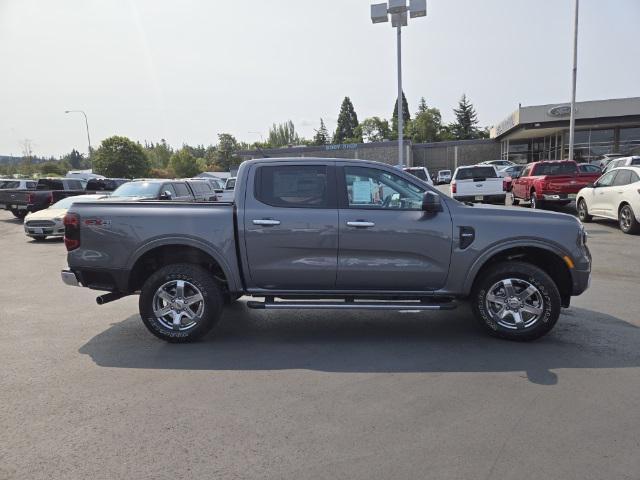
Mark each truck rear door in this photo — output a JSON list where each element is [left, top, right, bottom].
[[243, 163, 339, 290]]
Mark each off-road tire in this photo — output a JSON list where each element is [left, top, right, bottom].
[[471, 261, 561, 341], [139, 263, 223, 343], [11, 209, 27, 219]]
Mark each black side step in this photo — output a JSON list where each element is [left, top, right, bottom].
[[246, 299, 457, 311]]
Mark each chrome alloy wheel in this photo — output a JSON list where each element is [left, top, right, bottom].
[[152, 280, 204, 331], [485, 278, 544, 330], [620, 206, 632, 232]]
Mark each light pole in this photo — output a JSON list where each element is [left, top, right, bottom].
[[568, 0, 579, 161], [371, 0, 426, 168], [65, 110, 92, 168]]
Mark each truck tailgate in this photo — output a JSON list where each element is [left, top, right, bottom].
[[0, 190, 29, 208], [455, 178, 504, 197]]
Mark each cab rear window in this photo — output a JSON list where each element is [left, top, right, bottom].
[[455, 167, 497, 180]]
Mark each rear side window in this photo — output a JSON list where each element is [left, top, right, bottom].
[[174, 183, 191, 197], [66, 180, 83, 190], [256, 165, 329, 208], [37, 179, 63, 190], [0, 181, 20, 188], [534, 162, 578, 176], [630, 171, 640, 183], [455, 167, 498, 180], [630, 158, 640, 166], [613, 170, 632, 186]]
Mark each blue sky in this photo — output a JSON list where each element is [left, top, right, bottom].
[[0, 0, 639, 157]]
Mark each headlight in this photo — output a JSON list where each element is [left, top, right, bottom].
[[53, 216, 63, 222]]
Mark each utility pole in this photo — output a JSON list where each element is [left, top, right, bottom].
[[568, 0, 579, 161]]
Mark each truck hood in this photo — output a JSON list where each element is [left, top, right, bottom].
[[464, 202, 581, 223]]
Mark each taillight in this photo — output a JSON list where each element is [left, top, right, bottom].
[[27, 193, 35, 204], [451, 181, 457, 194], [502, 179, 508, 191], [64, 213, 80, 251], [48, 192, 53, 204]]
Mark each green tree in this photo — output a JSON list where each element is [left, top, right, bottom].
[[333, 97, 360, 144], [391, 92, 411, 139], [93, 136, 150, 178], [409, 99, 443, 143], [268, 120, 300, 147], [38, 161, 65, 176], [144, 139, 173, 169], [450, 94, 480, 140], [169, 148, 200, 178], [358, 117, 391, 143], [312, 118, 330, 146], [213, 133, 242, 171], [61, 149, 85, 170]]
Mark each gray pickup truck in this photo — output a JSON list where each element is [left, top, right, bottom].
[[61, 158, 591, 343]]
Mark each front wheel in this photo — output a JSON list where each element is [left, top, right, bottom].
[[11, 209, 27, 219], [139, 263, 223, 343], [619, 204, 640, 234], [471, 261, 561, 341], [577, 199, 592, 222]]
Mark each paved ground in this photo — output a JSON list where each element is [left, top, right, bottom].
[[1, 201, 639, 480]]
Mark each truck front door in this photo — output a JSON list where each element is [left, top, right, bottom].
[[243, 163, 339, 290], [335, 164, 453, 291]]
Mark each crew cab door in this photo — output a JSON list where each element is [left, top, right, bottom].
[[512, 164, 533, 200], [243, 163, 338, 290], [336, 164, 453, 291]]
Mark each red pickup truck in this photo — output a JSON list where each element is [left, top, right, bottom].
[[512, 160, 601, 209]]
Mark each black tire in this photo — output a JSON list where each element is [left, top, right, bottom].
[[31, 235, 47, 242], [512, 197, 520, 206], [11, 209, 27, 219], [139, 263, 223, 343], [619, 204, 640, 234], [471, 261, 561, 341], [577, 199, 592, 222], [530, 192, 544, 210]]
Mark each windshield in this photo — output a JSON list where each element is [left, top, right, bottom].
[[455, 166, 498, 180], [111, 182, 161, 198], [534, 162, 578, 176], [406, 169, 428, 181]]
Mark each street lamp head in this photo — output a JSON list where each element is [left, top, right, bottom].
[[388, 0, 408, 14], [391, 11, 408, 27], [409, 0, 427, 18], [370, 3, 389, 23]]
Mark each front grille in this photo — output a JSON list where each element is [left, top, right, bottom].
[[25, 220, 55, 227]]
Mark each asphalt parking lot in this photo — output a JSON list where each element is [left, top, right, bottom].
[[1, 201, 640, 480]]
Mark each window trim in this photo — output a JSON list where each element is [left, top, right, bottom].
[[253, 164, 337, 210], [337, 165, 428, 211]]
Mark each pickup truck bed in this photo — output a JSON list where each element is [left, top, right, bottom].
[[61, 157, 591, 343]]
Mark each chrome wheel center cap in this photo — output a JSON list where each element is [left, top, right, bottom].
[[507, 297, 521, 310]]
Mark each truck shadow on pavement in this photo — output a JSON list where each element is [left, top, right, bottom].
[[79, 302, 640, 385]]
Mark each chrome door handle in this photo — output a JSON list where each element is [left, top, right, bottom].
[[346, 221, 375, 228], [253, 219, 281, 226]]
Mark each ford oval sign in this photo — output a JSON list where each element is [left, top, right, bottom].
[[548, 105, 572, 117]]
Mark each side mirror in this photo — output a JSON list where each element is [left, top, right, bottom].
[[422, 192, 442, 213], [159, 190, 172, 200]]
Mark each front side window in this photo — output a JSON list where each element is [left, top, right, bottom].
[[596, 171, 617, 187], [344, 166, 424, 210], [174, 183, 190, 197], [256, 165, 328, 208]]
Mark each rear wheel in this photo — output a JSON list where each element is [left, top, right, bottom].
[[619, 204, 640, 234], [577, 199, 592, 222], [471, 261, 561, 341], [11, 209, 27, 219], [530, 192, 544, 209], [139, 263, 223, 343]]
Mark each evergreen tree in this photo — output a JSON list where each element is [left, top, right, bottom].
[[410, 99, 444, 144], [333, 97, 360, 144], [268, 120, 300, 147], [451, 94, 480, 140], [312, 118, 330, 146], [417, 96, 429, 114], [391, 91, 411, 139]]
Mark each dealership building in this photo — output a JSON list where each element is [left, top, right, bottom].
[[238, 96, 640, 170], [490, 96, 640, 163]]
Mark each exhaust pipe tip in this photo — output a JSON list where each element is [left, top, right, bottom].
[[96, 292, 125, 305]]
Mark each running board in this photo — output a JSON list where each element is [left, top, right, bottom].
[[246, 299, 457, 311]]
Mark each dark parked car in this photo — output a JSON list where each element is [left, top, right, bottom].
[[62, 158, 591, 344], [0, 177, 87, 218]]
